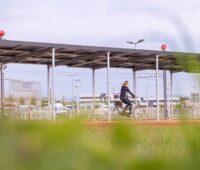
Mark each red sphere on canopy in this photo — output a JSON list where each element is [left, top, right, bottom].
[[161, 44, 167, 51], [0, 30, 5, 37]]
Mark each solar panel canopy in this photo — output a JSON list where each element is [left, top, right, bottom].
[[0, 40, 200, 72]]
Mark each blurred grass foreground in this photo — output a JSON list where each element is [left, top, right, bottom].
[[1, 120, 200, 170]]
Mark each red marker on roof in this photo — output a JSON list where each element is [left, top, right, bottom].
[[161, 44, 167, 51], [0, 30, 5, 39]]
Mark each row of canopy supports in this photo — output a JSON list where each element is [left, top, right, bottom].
[[0, 48, 173, 121]]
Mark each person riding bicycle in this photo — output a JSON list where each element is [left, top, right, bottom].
[[120, 80, 135, 116]]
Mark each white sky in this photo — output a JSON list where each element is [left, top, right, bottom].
[[1, 0, 200, 99]]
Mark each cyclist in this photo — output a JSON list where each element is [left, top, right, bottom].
[[120, 80, 135, 116]]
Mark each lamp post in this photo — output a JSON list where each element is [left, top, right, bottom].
[[126, 39, 145, 49], [138, 75, 161, 107], [67, 73, 76, 112], [126, 39, 145, 96], [75, 79, 81, 115]]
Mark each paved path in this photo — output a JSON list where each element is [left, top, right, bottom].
[[85, 120, 200, 127]]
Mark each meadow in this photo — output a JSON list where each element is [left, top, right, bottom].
[[0, 119, 200, 170]]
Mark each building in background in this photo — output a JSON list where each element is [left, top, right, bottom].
[[191, 93, 200, 102], [4, 79, 42, 99]]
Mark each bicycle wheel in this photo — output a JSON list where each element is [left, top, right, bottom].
[[112, 107, 119, 116], [133, 106, 146, 119], [113, 106, 124, 118]]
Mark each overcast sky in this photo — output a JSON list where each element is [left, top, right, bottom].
[[1, 0, 200, 99]]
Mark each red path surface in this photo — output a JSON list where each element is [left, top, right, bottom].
[[85, 120, 200, 127]]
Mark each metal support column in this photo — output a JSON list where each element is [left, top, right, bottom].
[[132, 68, 136, 95], [92, 68, 95, 119], [156, 55, 160, 121], [0, 65, 4, 117], [72, 76, 74, 113], [47, 65, 51, 120], [163, 70, 168, 119], [76, 85, 80, 116], [107, 51, 111, 122], [52, 48, 56, 122], [169, 71, 173, 119]]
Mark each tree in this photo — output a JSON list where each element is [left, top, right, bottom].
[[41, 99, 48, 107], [30, 96, 36, 106], [19, 97, 25, 105], [6, 96, 15, 102]]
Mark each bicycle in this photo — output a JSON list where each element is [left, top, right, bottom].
[[112, 98, 146, 119]]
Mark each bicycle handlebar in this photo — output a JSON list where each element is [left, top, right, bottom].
[[128, 96, 138, 99]]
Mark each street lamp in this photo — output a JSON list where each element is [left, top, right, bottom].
[[66, 74, 76, 96], [126, 39, 145, 49], [64, 73, 76, 113]]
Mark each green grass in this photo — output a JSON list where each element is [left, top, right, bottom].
[[0, 119, 200, 170]]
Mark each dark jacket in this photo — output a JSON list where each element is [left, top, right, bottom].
[[120, 85, 135, 99]]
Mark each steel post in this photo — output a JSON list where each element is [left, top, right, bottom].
[[170, 71, 173, 119], [107, 51, 111, 122], [0, 66, 4, 117], [163, 70, 168, 119], [132, 68, 136, 95], [92, 68, 95, 119], [156, 55, 160, 121], [47, 65, 51, 120], [52, 48, 56, 122]]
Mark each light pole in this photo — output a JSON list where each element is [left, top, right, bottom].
[[138, 74, 163, 108], [138, 75, 150, 107], [63, 73, 76, 113], [126, 39, 145, 96], [126, 39, 145, 49], [75, 79, 81, 115]]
